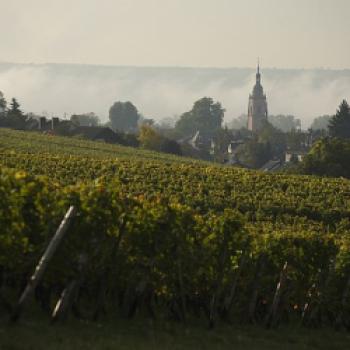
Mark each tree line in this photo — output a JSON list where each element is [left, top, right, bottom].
[[1, 89, 350, 174]]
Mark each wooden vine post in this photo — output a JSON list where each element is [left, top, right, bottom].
[[264, 261, 288, 328], [222, 252, 247, 319], [11, 206, 77, 322]]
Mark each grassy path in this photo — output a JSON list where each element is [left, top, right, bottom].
[[1, 316, 350, 350]]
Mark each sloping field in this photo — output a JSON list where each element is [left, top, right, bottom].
[[0, 127, 350, 332]]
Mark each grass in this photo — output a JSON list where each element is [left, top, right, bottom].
[[1, 313, 350, 350]]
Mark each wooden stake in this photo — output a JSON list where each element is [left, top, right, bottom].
[[265, 261, 288, 328], [222, 252, 247, 318], [11, 206, 77, 322], [51, 280, 79, 323]]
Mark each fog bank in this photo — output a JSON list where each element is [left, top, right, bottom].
[[0, 63, 349, 128]]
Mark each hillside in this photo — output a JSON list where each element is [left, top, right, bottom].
[[1, 128, 350, 333], [0, 128, 349, 226]]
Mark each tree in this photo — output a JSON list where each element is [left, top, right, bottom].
[[0, 91, 6, 114], [138, 125, 163, 151], [9, 98, 22, 114], [70, 113, 100, 126], [268, 115, 301, 132], [228, 114, 248, 130], [258, 122, 286, 156], [236, 138, 270, 169], [285, 129, 307, 151], [138, 125, 182, 155], [175, 97, 224, 137], [109, 101, 140, 132], [160, 138, 182, 156], [310, 115, 332, 131], [7, 98, 27, 129], [211, 127, 233, 163], [328, 100, 350, 139], [299, 138, 350, 179], [0, 92, 6, 126]]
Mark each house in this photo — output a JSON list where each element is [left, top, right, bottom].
[[188, 130, 213, 151], [285, 150, 307, 163]]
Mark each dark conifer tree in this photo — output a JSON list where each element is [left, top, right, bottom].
[[0, 91, 6, 112], [7, 98, 27, 129], [328, 100, 350, 138]]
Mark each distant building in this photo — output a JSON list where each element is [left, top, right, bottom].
[[247, 64, 268, 132], [188, 130, 213, 151], [285, 150, 307, 163], [260, 159, 283, 172]]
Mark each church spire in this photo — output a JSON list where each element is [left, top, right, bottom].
[[247, 59, 268, 132], [256, 58, 261, 84]]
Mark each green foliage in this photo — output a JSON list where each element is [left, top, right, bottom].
[[70, 113, 100, 126], [1, 128, 350, 324], [211, 128, 233, 163], [138, 125, 182, 155], [328, 100, 350, 138], [109, 101, 140, 132], [258, 122, 286, 156], [175, 97, 224, 137], [286, 129, 307, 151], [138, 124, 164, 151], [236, 138, 270, 168], [299, 137, 350, 178], [2, 98, 28, 129]]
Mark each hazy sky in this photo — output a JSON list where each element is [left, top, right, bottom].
[[1, 0, 349, 69]]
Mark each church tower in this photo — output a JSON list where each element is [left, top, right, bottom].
[[247, 64, 268, 132]]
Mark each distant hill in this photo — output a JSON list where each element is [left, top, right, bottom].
[[0, 62, 349, 127]]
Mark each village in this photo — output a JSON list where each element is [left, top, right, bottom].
[[0, 65, 326, 172]]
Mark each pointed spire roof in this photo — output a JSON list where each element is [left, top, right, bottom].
[[256, 58, 261, 84], [252, 59, 264, 97]]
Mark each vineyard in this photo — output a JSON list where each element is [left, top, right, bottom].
[[1, 127, 350, 330]]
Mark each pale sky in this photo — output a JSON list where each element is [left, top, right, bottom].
[[0, 0, 349, 69]]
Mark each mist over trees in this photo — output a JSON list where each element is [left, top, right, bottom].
[[109, 101, 140, 132], [268, 115, 301, 132], [227, 114, 247, 130], [70, 113, 100, 126], [228, 114, 301, 132], [2, 63, 348, 128], [310, 115, 332, 131]]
